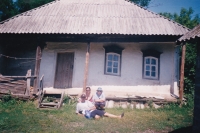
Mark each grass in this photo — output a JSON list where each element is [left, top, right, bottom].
[[0, 99, 193, 133]]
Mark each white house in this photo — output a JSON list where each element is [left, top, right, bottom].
[[0, 0, 189, 99]]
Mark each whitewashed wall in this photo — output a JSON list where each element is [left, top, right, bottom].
[[39, 42, 179, 99]]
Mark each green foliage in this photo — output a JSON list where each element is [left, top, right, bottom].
[[0, 0, 18, 21], [160, 7, 200, 29], [129, 0, 151, 8], [1, 94, 12, 102], [0, 0, 53, 21], [16, 0, 54, 13], [160, 8, 200, 95]]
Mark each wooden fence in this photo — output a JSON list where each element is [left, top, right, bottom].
[[0, 69, 36, 100]]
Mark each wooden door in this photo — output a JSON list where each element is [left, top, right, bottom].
[[54, 53, 74, 88]]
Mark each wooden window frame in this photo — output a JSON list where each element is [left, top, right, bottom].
[[142, 50, 161, 80], [103, 45, 124, 76], [144, 56, 158, 79], [105, 52, 120, 76]]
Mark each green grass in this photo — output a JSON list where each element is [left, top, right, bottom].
[[0, 100, 193, 133]]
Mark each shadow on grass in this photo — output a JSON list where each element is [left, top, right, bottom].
[[169, 126, 192, 133]]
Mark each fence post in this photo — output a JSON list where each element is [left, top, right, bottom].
[[25, 69, 31, 96]]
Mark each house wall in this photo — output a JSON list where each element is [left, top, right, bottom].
[[40, 42, 179, 99], [0, 44, 5, 74], [3, 41, 37, 76]]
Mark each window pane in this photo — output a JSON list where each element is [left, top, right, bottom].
[[113, 55, 119, 61], [107, 67, 112, 72], [151, 66, 156, 71], [113, 68, 118, 73], [151, 59, 156, 65], [108, 55, 112, 61], [108, 61, 112, 67], [146, 65, 150, 70], [113, 62, 118, 67], [146, 58, 150, 64], [145, 71, 150, 76], [151, 72, 156, 77]]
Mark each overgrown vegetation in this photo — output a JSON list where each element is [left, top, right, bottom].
[[160, 8, 200, 100], [0, 98, 193, 133]]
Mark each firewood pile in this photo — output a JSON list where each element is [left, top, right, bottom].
[[0, 75, 30, 101]]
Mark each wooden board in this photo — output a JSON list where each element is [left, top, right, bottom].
[[54, 53, 74, 88]]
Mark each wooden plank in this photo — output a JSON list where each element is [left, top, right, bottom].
[[58, 91, 64, 109], [33, 46, 42, 93], [38, 90, 46, 108], [25, 69, 31, 96], [83, 42, 90, 92], [180, 43, 186, 105], [40, 103, 59, 106]]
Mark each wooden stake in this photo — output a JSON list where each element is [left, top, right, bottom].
[[33, 46, 42, 94], [25, 69, 31, 96], [83, 42, 90, 93], [180, 43, 186, 105]]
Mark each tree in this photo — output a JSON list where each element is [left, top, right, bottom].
[[0, 0, 18, 21], [16, 0, 54, 13], [130, 0, 151, 8], [160, 8, 200, 94], [0, 0, 54, 21]]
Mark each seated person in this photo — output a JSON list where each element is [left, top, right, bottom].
[[85, 87, 93, 102], [93, 87, 106, 110], [76, 94, 124, 119]]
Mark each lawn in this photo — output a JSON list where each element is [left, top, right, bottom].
[[0, 99, 193, 133]]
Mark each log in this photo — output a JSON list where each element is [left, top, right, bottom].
[[40, 103, 59, 106]]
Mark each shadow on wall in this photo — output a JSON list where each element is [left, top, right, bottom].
[[169, 126, 192, 133]]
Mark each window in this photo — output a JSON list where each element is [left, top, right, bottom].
[[144, 56, 158, 79], [106, 53, 120, 75], [104, 45, 124, 76], [142, 50, 161, 80]]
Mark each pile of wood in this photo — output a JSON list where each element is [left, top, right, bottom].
[[0, 74, 31, 101]]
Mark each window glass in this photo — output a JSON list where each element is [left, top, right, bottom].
[[113, 55, 118, 61], [151, 66, 155, 71], [113, 62, 118, 67], [151, 59, 156, 65], [108, 61, 112, 67], [113, 68, 118, 73], [151, 72, 156, 77], [146, 71, 150, 76], [108, 55, 112, 61], [146, 58, 150, 64], [107, 67, 112, 72], [146, 65, 150, 70]]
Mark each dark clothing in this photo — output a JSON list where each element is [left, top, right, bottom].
[[90, 110, 106, 118], [95, 102, 106, 109]]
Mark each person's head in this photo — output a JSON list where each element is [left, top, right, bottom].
[[80, 94, 86, 102], [96, 87, 103, 95], [85, 87, 91, 93]]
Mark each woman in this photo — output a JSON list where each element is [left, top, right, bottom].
[[85, 87, 93, 102]]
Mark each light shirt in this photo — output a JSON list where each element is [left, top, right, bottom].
[[93, 92, 106, 102], [76, 100, 94, 114]]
